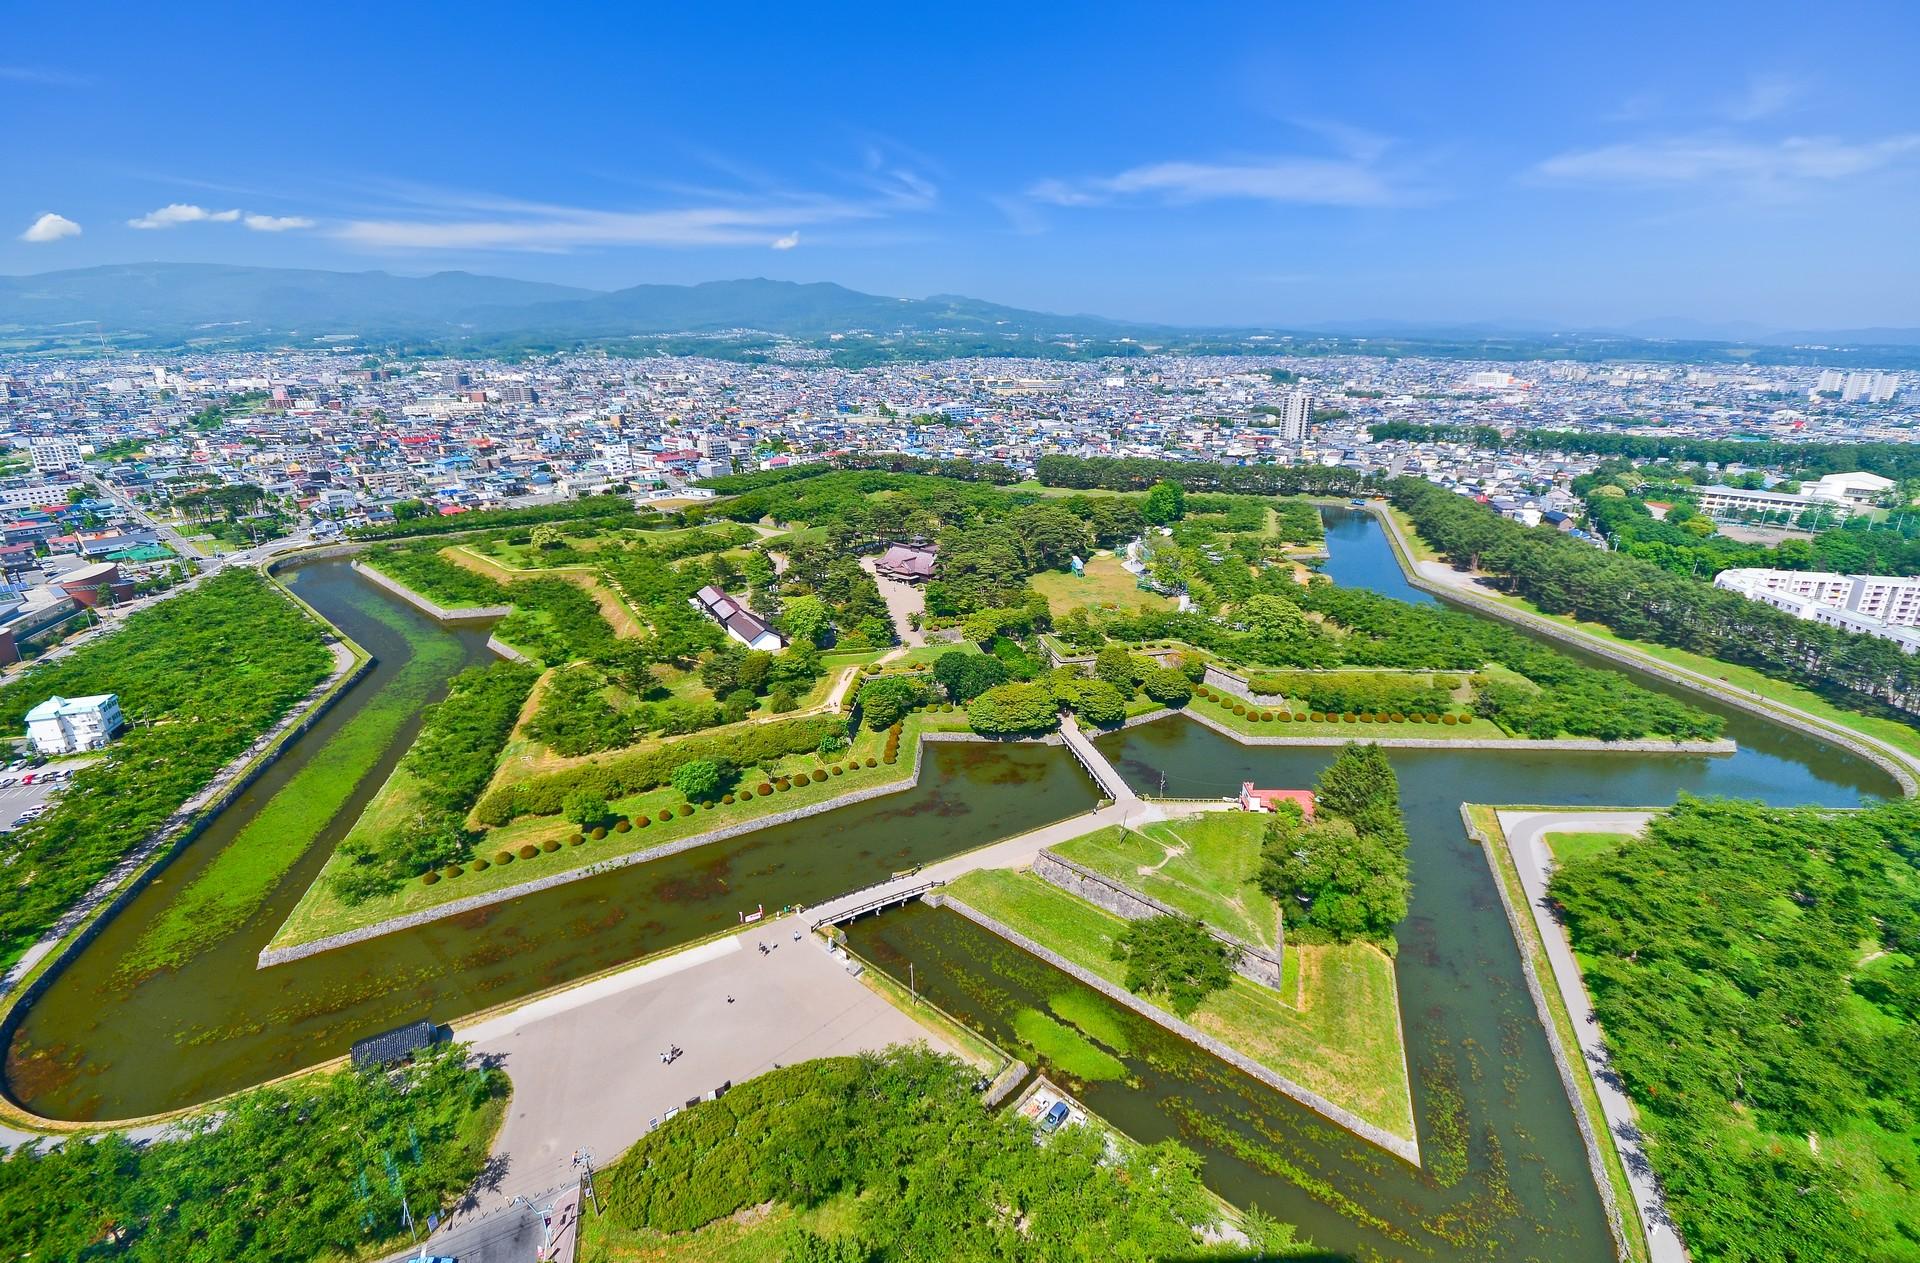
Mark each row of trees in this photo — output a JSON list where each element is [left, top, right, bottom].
[[1368, 422, 1505, 447], [1392, 478, 1920, 716], [1512, 430, 1920, 483]]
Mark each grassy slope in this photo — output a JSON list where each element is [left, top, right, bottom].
[[1052, 815, 1277, 948], [1466, 805, 1649, 1263], [269, 710, 971, 949], [946, 867, 1412, 1141], [582, 1193, 863, 1263], [120, 596, 463, 978]]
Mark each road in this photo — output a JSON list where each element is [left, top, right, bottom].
[[858, 555, 927, 646], [1497, 809, 1686, 1263]]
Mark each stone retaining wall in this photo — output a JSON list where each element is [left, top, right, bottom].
[[1182, 706, 1736, 754], [1369, 505, 1919, 798], [933, 893, 1422, 1167], [486, 635, 534, 664], [259, 754, 931, 967], [1460, 805, 1633, 1262], [349, 559, 512, 622], [1031, 850, 1283, 988]]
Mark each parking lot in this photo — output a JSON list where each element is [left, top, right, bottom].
[[0, 760, 91, 834]]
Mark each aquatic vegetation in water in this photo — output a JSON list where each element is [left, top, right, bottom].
[[1012, 1007, 1125, 1081]]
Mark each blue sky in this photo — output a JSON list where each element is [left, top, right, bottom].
[[5, 1, 1918, 330]]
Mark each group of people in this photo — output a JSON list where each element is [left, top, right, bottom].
[[658, 1044, 682, 1064]]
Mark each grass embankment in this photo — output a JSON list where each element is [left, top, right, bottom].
[[117, 597, 461, 979], [1465, 805, 1649, 1263], [582, 1194, 863, 1263], [1184, 684, 1509, 741], [945, 866, 1412, 1141], [1030, 554, 1173, 618], [442, 543, 650, 638], [1052, 815, 1279, 949], [269, 709, 970, 949]]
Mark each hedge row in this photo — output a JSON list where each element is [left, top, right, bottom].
[[474, 714, 847, 824], [1193, 686, 1473, 726]]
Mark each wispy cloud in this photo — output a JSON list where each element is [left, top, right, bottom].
[[1721, 72, 1806, 123], [128, 203, 242, 229], [0, 65, 91, 88], [1029, 154, 1407, 209], [243, 213, 315, 232], [20, 213, 81, 243], [1534, 133, 1920, 189], [771, 231, 801, 250]]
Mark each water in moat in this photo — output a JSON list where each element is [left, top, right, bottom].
[[3, 513, 1901, 1260], [3, 559, 1097, 1120]]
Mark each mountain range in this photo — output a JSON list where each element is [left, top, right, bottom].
[[0, 263, 1915, 358]]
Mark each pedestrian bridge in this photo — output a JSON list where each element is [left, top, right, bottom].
[[1057, 715, 1138, 804]]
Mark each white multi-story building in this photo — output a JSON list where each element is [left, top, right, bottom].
[[1278, 390, 1313, 441], [25, 693, 124, 754], [1804, 470, 1895, 508], [1714, 568, 1920, 653], [28, 437, 84, 473]]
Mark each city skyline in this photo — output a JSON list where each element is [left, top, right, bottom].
[[6, 1, 1919, 332]]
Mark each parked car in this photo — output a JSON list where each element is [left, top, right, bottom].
[[0, 777, 14, 788], [1038, 1101, 1071, 1134]]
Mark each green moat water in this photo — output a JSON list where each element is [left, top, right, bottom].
[[3, 515, 1900, 1260]]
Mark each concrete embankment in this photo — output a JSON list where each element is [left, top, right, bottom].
[[349, 559, 512, 622]]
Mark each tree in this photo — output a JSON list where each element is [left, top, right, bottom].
[[1141, 666, 1193, 706], [1238, 593, 1312, 646], [1142, 480, 1186, 526], [933, 649, 1008, 702], [1061, 677, 1127, 727], [1111, 916, 1232, 1016], [1093, 643, 1144, 693], [856, 676, 934, 730], [965, 682, 1059, 735], [563, 788, 610, 827], [530, 524, 566, 550], [779, 594, 832, 648], [1010, 503, 1092, 572], [669, 760, 724, 803]]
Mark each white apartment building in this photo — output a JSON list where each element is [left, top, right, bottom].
[[1277, 390, 1312, 441], [1693, 471, 1893, 522], [1714, 568, 1920, 653], [28, 437, 84, 473]]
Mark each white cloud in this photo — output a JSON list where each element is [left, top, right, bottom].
[[1027, 152, 1411, 210], [334, 197, 877, 252], [1534, 133, 1920, 187], [771, 231, 801, 250], [20, 212, 81, 243], [128, 203, 242, 229], [243, 213, 315, 232]]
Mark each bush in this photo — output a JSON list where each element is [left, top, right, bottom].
[[1358, 712, 1373, 722], [518, 844, 539, 860], [421, 870, 440, 885], [865, 756, 877, 768], [442, 864, 464, 878], [569, 834, 586, 846], [636, 816, 651, 828], [1260, 710, 1274, 721], [658, 807, 675, 820], [1342, 712, 1358, 723], [722, 793, 736, 805], [1294, 711, 1308, 721], [774, 778, 791, 791], [542, 839, 561, 853], [1374, 712, 1390, 723], [614, 818, 631, 832], [1442, 713, 1457, 725], [1390, 712, 1405, 723], [495, 850, 514, 865], [471, 857, 490, 871], [1310, 711, 1325, 723], [758, 781, 773, 794], [830, 765, 844, 776], [591, 825, 607, 839], [793, 771, 811, 786]]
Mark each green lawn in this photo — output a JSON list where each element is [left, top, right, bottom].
[[1467, 805, 1650, 1262], [1030, 554, 1172, 619], [582, 1191, 864, 1263], [1543, 829, 1639, 868], [945, 868, 1413, 1141], [1052, 814, 1277, 948]]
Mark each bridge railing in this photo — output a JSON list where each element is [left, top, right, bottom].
[[810, 879, 942, 930]]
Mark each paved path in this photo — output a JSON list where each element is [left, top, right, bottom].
[[1059, 714, 1139, 804], [859, 555, 926, 646], [443, 918, 956, 1234], [1498, 809, 1686, 1263]]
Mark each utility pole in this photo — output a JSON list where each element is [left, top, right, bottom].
[[909, 962, 916, 1005]]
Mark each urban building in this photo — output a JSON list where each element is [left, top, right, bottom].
[[690, 584, 784, 650], [25, 693, 125, 754], [1714, 568, 1920, 653], [28, 437, 84, 473]]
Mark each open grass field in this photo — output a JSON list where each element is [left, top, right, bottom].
[[1543, 828, 1638, 867], [946, 867, 1413, 1141], [268, 710, 971, 949], [1030, 554, 1172, 619], [1052, 814, 1277, 948]]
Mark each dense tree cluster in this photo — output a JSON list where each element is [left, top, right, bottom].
[[0, 1044, 506, 1263], [1392, 478, 1920, 716], [1580, 481, 1920, 579], [598, 1048, 1265, 1260], [854, 674, 941, 730], [349, 493, 643, 540], [1111, 915, 1234, 1015], [0, 572, 333, 966], [1258, 743, 1411, 944], [1245, 670, 1456, 716], [1034, 453, 1377, 496], [1513, 430, 1920, 483], [1551, 798, 1920, 1260], [1368, 422, 1504, 447]]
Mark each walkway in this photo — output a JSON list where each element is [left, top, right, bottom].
[[1058, 714, 1139, 804], [1498, 809, 1685, 1263], [859, 554, 926, 646]]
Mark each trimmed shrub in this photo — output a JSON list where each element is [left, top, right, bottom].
[[1442, 713, 1458, 725], [1260, 710, 1274, 721], [1390, 712, 1405, 723], [1232, 703, 1247, 716], [703, 801, 716, 810], [542, 838, 561, 853], [442, 864, 464, 879], [471, 857, 490, 871], [830, 765, 844, 776], [722, 793, 736, 805], [793, 771, 812, 786], [495, 850, 514, 865], [636, 815, 651, 828], [614, 818, 630, 833], [1458, 713, 1474, 724], [518, 844, 539, 860], [1358, 712, 1373, 723], [865, 757, 877, 768], [1426, 713, 1441, 723], [758, 782, 774, 795], [421, 870, 441, 885], [1293, 711, 1309, 722], [569, 834, 585, 846], [659, 807, 675, 820], [775, 778, 791, 791], [591, 825, 607, 839], [1374, 712, 1390, 723], [1343, 712, 1358, 723], [883, 753, 897, 764]]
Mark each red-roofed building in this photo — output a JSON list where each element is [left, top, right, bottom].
[[1239, 783, 1315, 818]]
